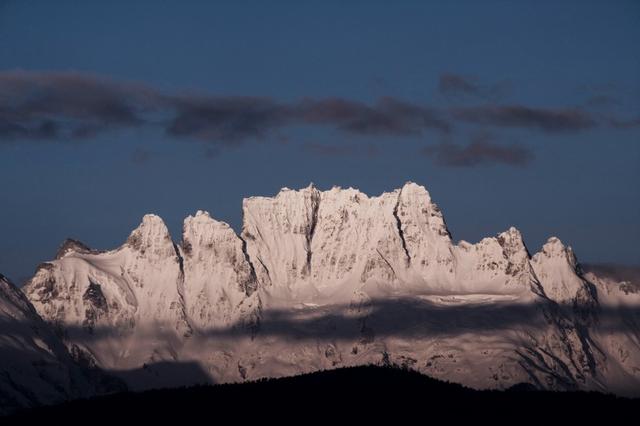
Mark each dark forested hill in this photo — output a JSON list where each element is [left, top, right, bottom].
[[5, 365, 638, 423]]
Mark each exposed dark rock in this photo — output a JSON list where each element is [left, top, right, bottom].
[[55, 239, 93, 259]]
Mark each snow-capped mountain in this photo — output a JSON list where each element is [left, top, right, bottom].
[[11, 182, 640, 401]]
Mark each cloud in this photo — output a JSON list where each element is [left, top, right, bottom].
[[438, 73, 509, 101], [422, 133, 533, 167], [0, 117, 60, 140], [451, 105, 597, 132], [575, 83, 622, 109], [298, 97, 451, 135], [607, 116, 640, 129], [0, 70, 158, 141], [0, 71, 452, 145], [164, 96, 450, 144], [584, 94, 620, 109], [0, 70, 632, 154], [582, 264, 640, 287], [166, 95, 291, 144]]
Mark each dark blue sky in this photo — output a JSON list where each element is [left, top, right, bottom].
[[0, 1, 639, 283]]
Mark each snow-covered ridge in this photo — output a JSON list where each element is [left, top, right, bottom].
[[28, 181, 576, 302], [15, 182, 640, 399]]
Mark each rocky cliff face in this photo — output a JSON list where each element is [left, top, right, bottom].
[[242, 183, 535, 298], [182, 210, 260, 332], [17, 182, 640, 397]]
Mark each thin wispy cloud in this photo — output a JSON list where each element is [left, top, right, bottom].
[[299, 97, 451, 135], [584, 94, 621, 109], [0, 71, 158, 141], [438, 73, 509, 101], [166, 95, 289, 144], [422, 132, 533, 167], [607, 116, 640, 129], [451, 105, 597, 132]]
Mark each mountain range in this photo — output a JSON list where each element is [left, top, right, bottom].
[[1, 182, 639, 413]]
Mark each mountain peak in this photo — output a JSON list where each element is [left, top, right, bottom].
[[184, 210, 232, 229], [397, 180, 451, 244], [401, 181, 430, 195], [194, 209, 210, 218], [55, 238, 92, 259], [141, 213, 165, 225], [399, 182, 437, 210], [538, 237, 578, 268], [531, 236, 586, 303], [496, 227, 525, 249], [183, 209, 235, 253], [125, 214, 174, 257], [543, 236, 566, 251]]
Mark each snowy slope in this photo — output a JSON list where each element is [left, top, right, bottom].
[[582, 269, 640, 395], [19, 182, 640, 396], [23, 215, 192, 372], [0, 274, 98, 414]]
